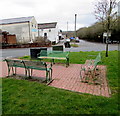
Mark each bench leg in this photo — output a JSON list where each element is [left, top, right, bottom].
[[66, 58, 69, 67], [50, 69, 52, 80], [7, 66, 11, 77], [8, 67, 16, 76], [80, 69, 86, 82], [46, 71, 48, 82], [46, 70, 53, 82], [48, 69, 52, 81], [13, 67, 17, 75], [51, 59, 55, 65], [27, 69, 33, 78], [80, 69, 92, 83], [24, 68, 28, 77], [48, 71, 50, 81], [31, 69, 33, 77]]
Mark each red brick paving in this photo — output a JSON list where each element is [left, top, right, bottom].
[[0, 61, 111, 97]]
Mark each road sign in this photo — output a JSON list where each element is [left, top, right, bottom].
[[103, 32, 111, 37]]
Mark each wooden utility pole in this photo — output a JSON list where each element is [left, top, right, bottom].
[[75, 14, 77, 38], [67, 21, 68, 32]]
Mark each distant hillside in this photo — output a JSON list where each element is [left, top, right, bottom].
[[77, 18, 120, 42]]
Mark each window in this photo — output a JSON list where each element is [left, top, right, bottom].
[[44, 33, 47, 37]]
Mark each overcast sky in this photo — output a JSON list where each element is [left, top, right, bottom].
[[0, 0, 119, 31]]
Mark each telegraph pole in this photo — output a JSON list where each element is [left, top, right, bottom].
[[66, 22, 68, 38], [74, 14, 77, 38], [67, 21, 68, 32]]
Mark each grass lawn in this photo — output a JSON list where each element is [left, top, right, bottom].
[[2, 50, 119, 114]]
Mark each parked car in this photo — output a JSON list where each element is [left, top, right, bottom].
[[75, 37, 80, 43], [66, 38, 70, 42], [69, 37, 75, 42], [64, 38, 71, 48], [112, 40, 119, 44], [107, 40, 112, 44]]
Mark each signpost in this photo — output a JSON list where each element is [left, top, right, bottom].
[[103, 32, 111, 43], [103, 31, 111, 57]]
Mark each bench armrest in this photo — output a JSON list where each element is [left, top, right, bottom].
[[37, 53, 40, 57]]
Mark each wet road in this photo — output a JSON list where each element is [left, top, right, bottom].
[[0, 40, 119, 60]]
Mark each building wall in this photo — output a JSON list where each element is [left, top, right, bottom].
[[29, 17, 38, 42], [54, 24, 59, 43], [38, 27, 59, 43], [1, 22, 30, 43], [0, 17, 38, 43]]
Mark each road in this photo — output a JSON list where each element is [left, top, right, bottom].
[[0, 40, 119, 60], [64, 40, 119, 52]]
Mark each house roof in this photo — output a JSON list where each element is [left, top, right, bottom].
[[38, 22, 57, 29], [0, 16, 34, 25]]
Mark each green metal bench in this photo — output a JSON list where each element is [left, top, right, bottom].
[[80, 53, 101, 83], [4, 59, 52, 83], [23, 60, 52, 83], [38, 50, 70, 67]]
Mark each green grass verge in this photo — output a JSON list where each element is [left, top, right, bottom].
[[70, 44, 79, 47], [2, 50, 119, 114]]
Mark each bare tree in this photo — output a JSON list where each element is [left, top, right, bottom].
[[94, 0, 117, 57]]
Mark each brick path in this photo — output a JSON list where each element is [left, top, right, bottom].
[[0, 61, 111, 97]]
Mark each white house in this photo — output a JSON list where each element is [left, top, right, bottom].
[[0, 16, 38, 43], [38, 22, 60, 43]]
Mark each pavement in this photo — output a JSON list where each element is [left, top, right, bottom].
[[0, 61, 111, 97]]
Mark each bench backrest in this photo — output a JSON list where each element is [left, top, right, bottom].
[[93, 53, 101, 68], [40, 50, 47, 56], [52, 45, 64, 51], [23, 60, 47, 70], [4, 59, 50, 71], [5, 59, 26, 68], [95, 53, 101, 62]]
